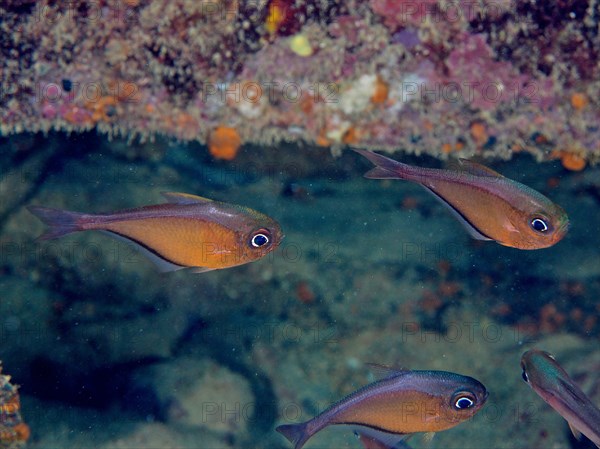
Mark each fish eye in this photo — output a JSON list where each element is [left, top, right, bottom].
[[530, 217, 549, 233], [451, 392, 476, 410], [250, 229, 271, 248], [522, 369, 529, 383], [454, 396, 475, 410]]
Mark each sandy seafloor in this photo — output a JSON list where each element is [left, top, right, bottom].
[[1, 133, 600, 449]]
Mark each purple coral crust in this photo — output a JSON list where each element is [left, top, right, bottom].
[[0, 0, 599, 164]]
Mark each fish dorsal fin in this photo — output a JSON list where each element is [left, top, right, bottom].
[[456, 159, 504, 178], [568, 423, 583, 441], [366, 363, 409, 381], [161, 192, 214, 205]]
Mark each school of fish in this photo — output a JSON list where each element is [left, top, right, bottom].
[[26, 151, 591, 449]]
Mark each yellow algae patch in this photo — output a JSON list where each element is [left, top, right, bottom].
[[289, 34, 313, 57]]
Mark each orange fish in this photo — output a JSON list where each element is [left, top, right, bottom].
[[354, 149, 569, 249], [276, 366, 488, 449], [28, 192, 283, 272]]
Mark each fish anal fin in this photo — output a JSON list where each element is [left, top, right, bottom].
[[102, 231, 186, 273], [457, 159, 504, 178], [422, 186, 493, 241], [161, 192, 214, 205], [352, 425, 409, 449], [189, 266, 216, 274], [366, 363, 409, 381]]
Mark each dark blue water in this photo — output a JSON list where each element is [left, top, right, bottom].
[[0, 132, 599, 449]]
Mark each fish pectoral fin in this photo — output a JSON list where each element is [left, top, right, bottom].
[[212, 249, 235, 255], [422, 432, 435, 443], [365, 363, 409, 381], [457, 159, 504, 178], [423, 432, 435, 443], [161, 192, 214, 205], [352, 425, 409, 449]]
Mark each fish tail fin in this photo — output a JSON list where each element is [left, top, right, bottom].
[[27, 206, 85, 240], [364, 167, 402, 179], [353, 149, 412, 180], [276, 422, 311, 449]]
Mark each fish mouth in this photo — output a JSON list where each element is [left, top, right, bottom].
[[552, 219, 570, 245], [482, 390, 490, 403], [274, 233, 286, 247]]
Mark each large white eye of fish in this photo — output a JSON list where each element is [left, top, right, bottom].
[[250, 229, 271, 248], [453, 394, 475, 410], [530, 217, 549, 233]]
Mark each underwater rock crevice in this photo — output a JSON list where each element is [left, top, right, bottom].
[[172, 318, 279, 444], [0, 132, 104, 233], [26, 354, 168, 409]]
